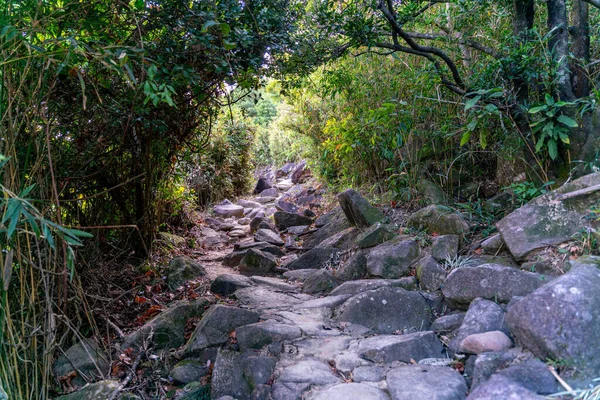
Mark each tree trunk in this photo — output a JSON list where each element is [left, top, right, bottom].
[[570, 0, 590, 98], [547, 0, 575, 101]]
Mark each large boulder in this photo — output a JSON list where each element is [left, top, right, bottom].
[[386, 365, 468, 400], [366, 238, 419, 279], [236, 320, 302, 351], [336, 287, 432, 334], [253, 177, 272, 194], [415, 256, 447, 291], [506, 264, 600, 378], [122, 299, 209, 352], [238, 248, 277, 274], [166, 256, 206, 290], [254, 228, 284, 246], [302, 269, 340, 294], [53, 339, 109, 388], [442, 264, 548, 308], [356, 223, 396, 249], [210, 350, 251, 400], [358, 331, 444, 363], [336, 250, 368, 281], [55, 380, 120, 400], [183, 305, 260, 356], [273, 211, 313, 230], [305, 213, 351, 249], [272, 359, 342, 400], [329, 278, 415, 297], [214, 203, 245, 218], [431, 235, 459, 261], [467, 375, 545, 400], [449, 298, 509, 353], [337, 189, 385, 228], [210, 274, 253, 296], [496, 172, 600, 260], [287, 246, 337, 270], [407, 205, 470, 236], [309, 383, 388, 400]]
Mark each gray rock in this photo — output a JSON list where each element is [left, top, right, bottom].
[[170, 359, 209, 384], [356, 224, 396, 249], [338, 189, 385, 228], [431, 313, 466, 334], [55, 380, 119, 400], [254, 178, 273, 194], [415, 256, 447, 291], [236, 241, 285, 256], [284, 269, 317, 282], [431, 235, 459, 261], [250, 276, 297, 292], [183, 305, 260, 356], [255, 196, 277, 204], [407, 205, 470, 236], [274, 211, 313, 230], [237, 199, 263, 209], [458, 331, 512, 354], [275, 198, 300, 214], [442, 264, 548, 308], [449, 299, 509, 353], [481, 234, 504, 254], [496, 359, 559, 394], [291, 160, 308, 184], [309, 383, 389, 400], [211, 350, 251, 400], [304, 214, 351, 249], [251, 384, 273, 400], [214, 203, 245, 218], [250, 216, 274, 233], [242, 355, 277, 390], [166, 255, 206, 290], [358, 331, 444, 363], [506, 265, 600, 377], [254, 228, 285, 246], [211, 274, 253, 296], [272, 359, 342, 400], [286, 225, 310, 235], [467, 375, 545, 399], [287, 247, 337, 270], [417, 179, 448, 205], [158, 232, 186, 246], [314, 206, 344, 228], [302, 269, 340, 294], [336, 287, 432, 334], [0, 386, 6, 400], [260, 188, 279, 197], [53, 339, 109, 388], [239, 248, 277, 274], [366, 238, 419, 279], [318, 227, 359, 250], [336, 250, 368, 281], [387, 364, 468, 400], [236, 320, 302, 350], [329, 278, 414, 297], [293, 294, 352, 310], [496, 172, 600, 260], [471, 351, 517, 389], [352, 365, 387, 382], [235, 286, 312, 310], [122, 299, 209, 352]]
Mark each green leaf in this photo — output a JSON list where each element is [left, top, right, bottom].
[[460, 132, 471, 146], [545, 93, 555, 106], [466, 118, 478, 131], [223, 39, 236, 50], [529, 105, 548, 114], [548, 139, 558, 160], [479, 132, 488, 149], [484, 104, 498, 114], [464, 95, 481, 111], [557, 115, 578, 128], [22, 209, 41, 237], [42, 224, 55, 249], [134, 0, 145, 10], [558, 131, 570, 144], [220, 23, 231, 36], [202, 21, 219, 32], [7, 203, 22, 239], [19, 184, 35, 198], [535, 137, 545, 152]]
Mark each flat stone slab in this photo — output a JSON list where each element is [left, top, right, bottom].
[[308, 383, 389, 400], [236, 320, 302, 350], [358, 331, 444, 363], [386, 364, 468, 400], [250, 276, 298, 292], [496, 172, 600, 260], [235, 286, 313, 310]]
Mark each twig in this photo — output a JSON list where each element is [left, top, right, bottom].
[[554, 183, 600, 201], [548, 365, 573, 392], [103, 316, 125, 339], [108, 331, 152, 400]]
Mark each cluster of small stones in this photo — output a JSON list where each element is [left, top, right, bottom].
[[54, 168, 600, 400]]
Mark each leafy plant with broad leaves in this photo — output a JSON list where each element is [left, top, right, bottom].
[[528, 94, 578, 160], [461, 88, 506, 149]]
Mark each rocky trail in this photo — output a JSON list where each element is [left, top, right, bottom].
[[55, 163, 600, 400]]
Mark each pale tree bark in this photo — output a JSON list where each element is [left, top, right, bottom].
[[570, 0, 590, 98], [547, 0, 575, 100]]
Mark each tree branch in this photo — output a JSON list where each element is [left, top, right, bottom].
[[377, 0, 466, 91], [404, 32, 502, 58]]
